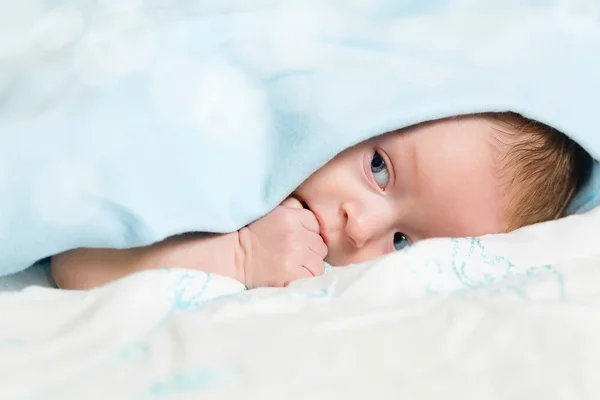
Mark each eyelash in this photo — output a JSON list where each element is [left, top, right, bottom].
[[370, 150, 392, 191]]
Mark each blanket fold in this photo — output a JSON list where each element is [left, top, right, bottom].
[[1, 0, 599, 275]]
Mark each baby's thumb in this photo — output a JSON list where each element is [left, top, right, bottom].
[[281, 197, 304, 209]]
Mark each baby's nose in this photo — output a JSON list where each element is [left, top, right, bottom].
[[342, 203, 374, 249]]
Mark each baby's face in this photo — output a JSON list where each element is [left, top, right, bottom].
[[293, 117, 507, 266]]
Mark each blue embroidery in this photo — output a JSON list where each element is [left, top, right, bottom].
[[147, 367, 229, 396], [116, 342, 152, 362], [192, 286, 332, 312], [450, 237, 516, 290], [169, 270, 213, 311], [445, 237, 567, 300]]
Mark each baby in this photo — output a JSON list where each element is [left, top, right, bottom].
[[51, 112, 591, 290]]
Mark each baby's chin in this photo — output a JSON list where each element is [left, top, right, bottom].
[[324, 252, 353, 267]]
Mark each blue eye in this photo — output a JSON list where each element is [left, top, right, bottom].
[[393, 232, 409, 251], [371, 151, 389, 188]]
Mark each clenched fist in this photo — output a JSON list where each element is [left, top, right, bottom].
[[238, 197, 328, 288]]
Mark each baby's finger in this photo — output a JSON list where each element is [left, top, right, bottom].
[[305, 232, 328, 259], [301, 252, 326, 277], [300, 210, 320, 233], [280, 197, 304, 209]]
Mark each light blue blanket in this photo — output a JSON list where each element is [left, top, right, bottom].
[[1, 0, 599, 276]]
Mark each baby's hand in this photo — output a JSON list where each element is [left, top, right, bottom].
[[238, 198, 328, 288]]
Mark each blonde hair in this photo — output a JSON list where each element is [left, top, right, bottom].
[[483, 112, 592, 231]]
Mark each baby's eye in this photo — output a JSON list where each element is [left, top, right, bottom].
[[371, 151, 389, 188], [393, 232, 409, 251]]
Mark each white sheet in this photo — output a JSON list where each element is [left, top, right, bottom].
[[2, 207, 600, 399]]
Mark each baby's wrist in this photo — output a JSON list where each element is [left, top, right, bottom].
[[234, 228, 250, 287]]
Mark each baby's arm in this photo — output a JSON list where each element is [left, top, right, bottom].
[[51, 198, 327, 290], [51, 233, 244, 290]]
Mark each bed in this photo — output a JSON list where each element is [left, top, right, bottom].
[[2, 202, 600, 399]]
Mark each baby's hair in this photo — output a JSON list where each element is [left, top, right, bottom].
[[482, 112, 593, 231]]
